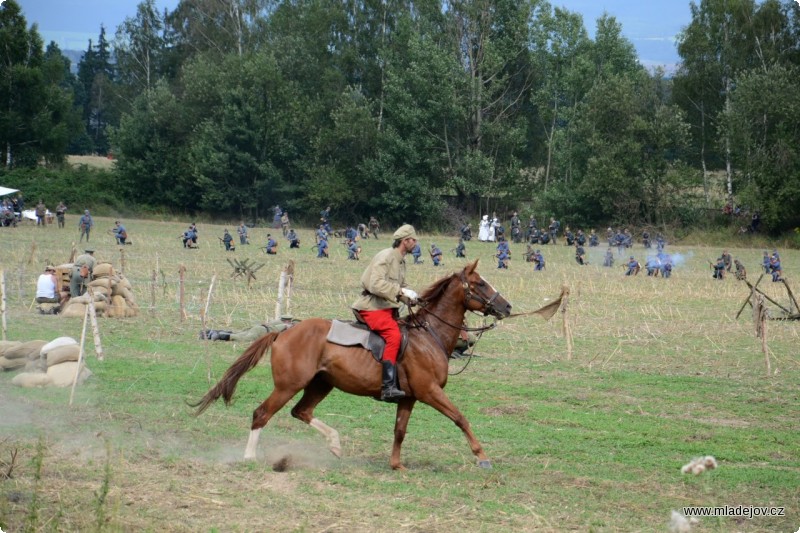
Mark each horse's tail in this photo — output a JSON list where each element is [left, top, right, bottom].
[[190, 332, 281, 415]]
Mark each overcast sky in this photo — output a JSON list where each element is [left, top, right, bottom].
[[17, 0, 689, 71]]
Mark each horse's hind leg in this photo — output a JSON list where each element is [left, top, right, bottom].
[[245, 387, 299, 460], [290, 376, 341, 457], [417, 386, 492, 469]]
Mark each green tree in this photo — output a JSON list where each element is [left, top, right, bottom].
[[724, 64, 800, 232]]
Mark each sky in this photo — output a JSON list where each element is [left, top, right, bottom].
[[17, 0, 690, 71]]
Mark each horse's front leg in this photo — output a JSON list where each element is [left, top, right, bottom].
[[417, 386, 491, 469], [390, 398, 417, 470]]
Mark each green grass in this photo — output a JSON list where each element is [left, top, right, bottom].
[[1, 217, 799, 531]]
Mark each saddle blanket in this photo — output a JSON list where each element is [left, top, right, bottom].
[[326, 320, 386, 362]]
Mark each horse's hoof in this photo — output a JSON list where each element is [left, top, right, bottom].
[[478, 460, 492, 469]]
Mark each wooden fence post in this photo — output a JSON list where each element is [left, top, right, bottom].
[[1, 269, 6, 341], [150, 269, 157, 316], [87, 288, 104, 361], [69, 303, 90, 406], [179, 265, 187, 322], [561, 285, 573, 361]]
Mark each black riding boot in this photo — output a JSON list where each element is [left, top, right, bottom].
[[380, 360, 406, 403]]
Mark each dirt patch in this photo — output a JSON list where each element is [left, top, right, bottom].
[[480, 405, 528, 416]]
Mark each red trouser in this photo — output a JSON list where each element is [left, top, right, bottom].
[[358, 309, 401, 364]]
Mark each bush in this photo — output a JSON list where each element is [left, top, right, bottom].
[[0, 165, 123, 213]]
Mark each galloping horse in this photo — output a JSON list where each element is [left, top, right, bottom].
[[192, 259, 512, 470]]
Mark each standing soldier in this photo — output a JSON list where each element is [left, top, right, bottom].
[[460, 222, 472, 241], [368, 216, 380, 239], [78, 210, 94, 242], [35, 199, 47, 226], [280, 212, 290, 237], [510, 211, 522, 243], [603, 248, 614, 267], [237, 223, 249, 245], [55, 201, 67, 228], [589, 230, 599, 247], [548, 217, 559, 245], [721, 250, 732, 272]]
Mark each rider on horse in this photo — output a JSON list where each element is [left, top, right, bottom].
[[351, 224, 419, 402]]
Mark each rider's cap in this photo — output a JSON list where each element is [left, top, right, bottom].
[[393, 224, 417, 241]]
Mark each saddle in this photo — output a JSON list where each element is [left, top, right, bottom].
[[326, 319, 408, 363]]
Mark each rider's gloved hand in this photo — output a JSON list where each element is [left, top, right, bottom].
[[399, 287, 418, 306]]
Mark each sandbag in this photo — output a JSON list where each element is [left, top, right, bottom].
[[46, 344, 82, 366], [92, 300, 107, 313], [69, 293, 91, 305], [3, 340, 47, 360], [124, 305, 139, 317], [88, 278, 112, 288], [118, 275, 132, 290], [93, 263, 114, 277], [0, 340, 22, 356], [24, 358, 47, 373], [107, 296, 127, 318], [41, 337, 78, 355], [12, 372, 53, 388], [37, 303, 61, 315], [118, 286, 136, 304], [61, 302, 87, 318], [89, 286, 111, 299], [47, 362, 92, 387], [0, 356, 27, 371]]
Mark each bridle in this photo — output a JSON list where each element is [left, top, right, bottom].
[[405, 273, 504, 370], [459, 271, 503, 319]]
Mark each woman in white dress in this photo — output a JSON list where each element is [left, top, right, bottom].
[[488, 213, 498, 242], [478, 215, 490, 241]]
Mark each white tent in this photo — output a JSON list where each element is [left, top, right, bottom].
[[0, 186, 19, 197]]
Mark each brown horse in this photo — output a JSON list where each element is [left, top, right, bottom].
[[192, 259, 511, 470]]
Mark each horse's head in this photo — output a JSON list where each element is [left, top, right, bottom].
[[460, 260, 512, 319]]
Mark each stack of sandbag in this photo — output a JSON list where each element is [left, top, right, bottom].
[[60, 262, 139, 318], [107, 269, 139, 318], [0, 340, 46, 372], [9, 336, 92, 388]]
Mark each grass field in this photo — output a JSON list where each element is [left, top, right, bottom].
[[1, 217, 798, 532]]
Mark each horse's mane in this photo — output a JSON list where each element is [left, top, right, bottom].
[[419, 271, 458, 304]]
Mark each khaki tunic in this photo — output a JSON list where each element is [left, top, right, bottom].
[[351, 247, 406, 311]]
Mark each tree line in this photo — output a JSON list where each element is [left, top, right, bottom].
[[1, 0, 798, 233]]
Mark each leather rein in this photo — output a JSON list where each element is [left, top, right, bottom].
[[404, 273, 501, 369]]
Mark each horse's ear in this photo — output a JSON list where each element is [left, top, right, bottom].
[[465, 259, 479, 274]]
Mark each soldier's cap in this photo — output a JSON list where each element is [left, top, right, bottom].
[[630, 256, 635, 259], [280, 314, 294, 321], [392, 224, 417, 241], [45, 265, 55, 272], [85, 248, 95, 253], [84, 209, 90, 214]]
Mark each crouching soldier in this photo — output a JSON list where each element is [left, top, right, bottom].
[[625, 256, 640, 276], [734, 259, 747, 281]]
